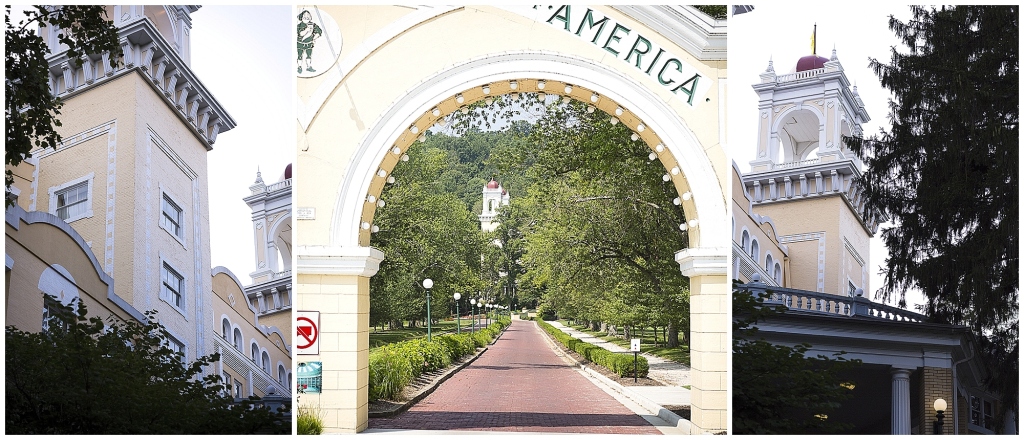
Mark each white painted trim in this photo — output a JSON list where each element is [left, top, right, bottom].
[[47, 172, 96, 224], [675, 247, 729, 277], [157, 253, 188, 318], [158, 184, 188, 248], [297, 245, 384, 277], [329, 51, 726, 251], [780, 232, 827, 292]]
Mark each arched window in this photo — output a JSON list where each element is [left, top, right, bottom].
[[774, 263, 782, 285], [262, 352, 271, 374], [221, 318, 230, 340], [251, 342, 259, 362], [750, 239, 760, 262], [278, 364, 286, 384], [741, 230, 750, 252], [233, 328, 243, 351], [765, 254, 774, 273]]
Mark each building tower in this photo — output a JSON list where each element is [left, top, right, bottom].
[[7, 6, 236, 364], [740, 47, 881, 296], [478, 178, 509, 232], [243, 164, 293, 332]]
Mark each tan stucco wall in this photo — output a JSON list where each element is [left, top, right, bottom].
[[212, 271, 292, 397], [6, 215, 136, 332], [29, 70, 215, 359]]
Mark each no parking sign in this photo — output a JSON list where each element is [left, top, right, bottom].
[[296, 311, 320, 355]]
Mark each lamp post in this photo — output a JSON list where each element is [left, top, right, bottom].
[[934, 398, 947, 434], [453, 292, 461, 335], [469, 298, 477, 333], [423, 278, 433, 342]]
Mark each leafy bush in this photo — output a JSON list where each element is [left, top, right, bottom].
[[535, 320, 648, 377], [368, 318, 514, 402], [297, 401, 324, 435], [368, 347, 414, 401]]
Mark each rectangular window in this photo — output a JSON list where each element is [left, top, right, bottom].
[[234, 379, 243, 398], [161, 263, 184, 309], [848, 281, 857, 297], [161, 194, 183, 238], [55, 181, 89, 221], [163, 333, 185, 363], [223, 372, 233, 396]]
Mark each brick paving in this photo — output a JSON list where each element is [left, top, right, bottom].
[[368, 320, 662, 434]]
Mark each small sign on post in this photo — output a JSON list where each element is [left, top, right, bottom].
[[631, 338, 641, 383]]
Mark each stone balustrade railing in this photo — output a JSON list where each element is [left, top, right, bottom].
[[738, 282, 928, 323]]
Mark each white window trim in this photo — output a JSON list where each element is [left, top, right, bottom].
[[847, 278, 859, 297], [158, 186, 187, 248], [48, 172, 95, 223], [161, 328, 188, 364], [158, 255, 187, 317]]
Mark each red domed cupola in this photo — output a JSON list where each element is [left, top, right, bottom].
[[486, 179, 500, 189], [796, 54, 829, 72]]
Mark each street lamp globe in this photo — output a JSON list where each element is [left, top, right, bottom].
[[423, 278, 433, 289], [453, 292, 461, 300], [934, 398, 947, 412], [470, 298, 476, 305]]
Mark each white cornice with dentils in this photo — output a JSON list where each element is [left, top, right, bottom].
[[45, 17, 235, 150]]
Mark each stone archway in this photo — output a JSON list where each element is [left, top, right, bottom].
[[295, 6, 728, 434]]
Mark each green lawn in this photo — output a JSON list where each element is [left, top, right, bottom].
[[560, 320, 690, 365], [369, 319, 478, 348]]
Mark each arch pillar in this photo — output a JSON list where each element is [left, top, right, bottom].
[[295, 245, 384, 433], [676, 247, 729, 434]]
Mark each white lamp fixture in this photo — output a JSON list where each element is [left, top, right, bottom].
[[371, 224, 380, 233], [509, 80, 518, 90], [482, 85, 490, 95], [423, 278, 433, 289], [564, 84, 572, 94], [591, 92, 599, 102], [377, 169, 387, 178], [681, 191, 692, 201], [649, 152, 658, 161], [366, 195, 376, 203], [410, 125, 419, 134], [688, 219, 699, 228], [637, 124, 645, 132], [456, 94, 465, 104], [673, 197, 681, 205], [392, 146, 401, 155], [587, 105, 595, 113], [387, 176, 396, 184], [615, 107, 623, 116], [401, 154, 409, 162], [631, 133, 639, 141], [662, 174, 671, 182], [536, 80, 545, 90], [671, 166, 680, 175], [610, 117, 619, 125], [377, 200, 386, 208], [361, 222, 370, 230], [432, 107, 441, 117]]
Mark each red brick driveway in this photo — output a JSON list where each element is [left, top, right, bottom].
[[368, 320, 661, 434]]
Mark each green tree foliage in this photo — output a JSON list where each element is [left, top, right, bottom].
[[500, 99, 690, 346], [844, 6, 1018, 424], [370, 142, 487, 328], [6, 299, 288, 434], [691, 5, 727, 20], [732, 286, 860, 434], [5, 6, 121, 205]]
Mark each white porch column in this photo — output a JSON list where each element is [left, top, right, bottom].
[[296, 245, 384, 433], [677, 247, 729, 434], [891, 368, 912, 435]]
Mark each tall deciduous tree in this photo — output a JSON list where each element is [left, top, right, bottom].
[[5, 6, 121, 205], [845, 5, 1018, 427]]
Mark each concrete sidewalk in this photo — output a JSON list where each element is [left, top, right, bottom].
[[547, 321, 691, 408]]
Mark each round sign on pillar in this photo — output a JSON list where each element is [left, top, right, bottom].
[[296, 311, 320, 355]]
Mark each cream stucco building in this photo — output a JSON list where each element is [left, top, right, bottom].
[[210, 166, 293, 400], [732, 50, 1014, 435], [295, 5, 730, 434], [6, 6, 234, 366]]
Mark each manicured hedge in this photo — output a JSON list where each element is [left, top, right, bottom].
[[535, 319, 649, 378], [369, 318, 511, 401]]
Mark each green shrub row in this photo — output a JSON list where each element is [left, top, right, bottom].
[[369, 318, 511, 401], [535, 319, 649, 378]]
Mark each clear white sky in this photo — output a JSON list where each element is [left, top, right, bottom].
[[728, 5, 927, 310], [192, 6, 293, 282]]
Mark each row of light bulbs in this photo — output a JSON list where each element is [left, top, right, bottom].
[[374, 79, 698, 236]]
